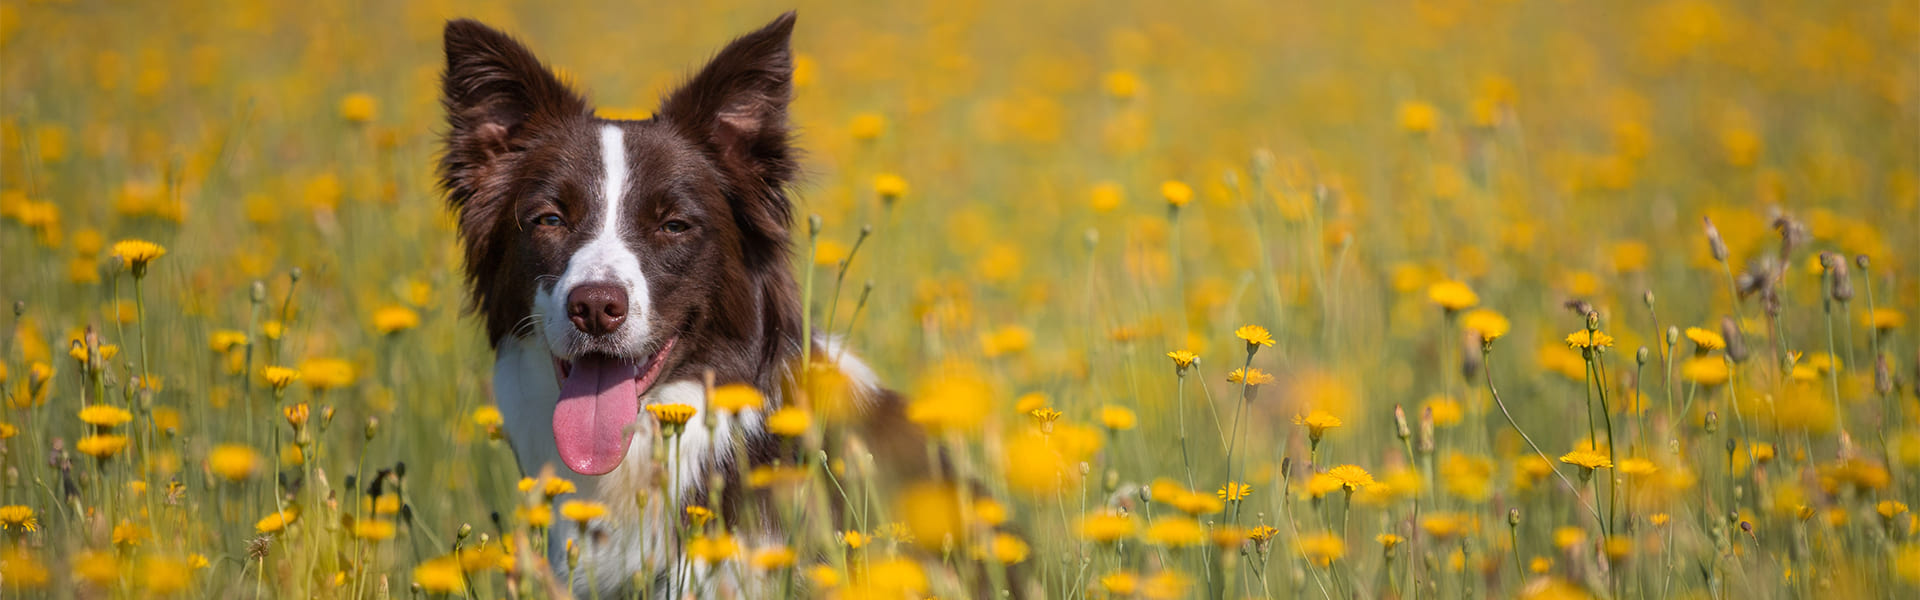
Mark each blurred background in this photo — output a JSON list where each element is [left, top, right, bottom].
[[1, 0, 1917, 597]]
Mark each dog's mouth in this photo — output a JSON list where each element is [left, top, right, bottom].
[[550, 337, 677, 476]]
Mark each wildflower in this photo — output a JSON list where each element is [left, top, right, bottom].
[[1427, 280, 1478, 311], [1101, 571, 1141, 595], [0, 424, 12, 439], [687, 534, 739, 563], [848, 112, 886, 140], [299, 358, 356, 390], [987, 532, 1030, 564], [1326, 465, 1375, 492], [1210, 526, 1249, 550], [353, 519, 397, 541], [559, 500, 609, 524], [0, 548, 49, 588], [109, 239, 166, 276], [412, 556, 465, 593], [283, 403, 310, 428], [262, 366, 301, 389], [1146, 516, 1204, 547], [1561, 449, 1613, 478], [371, 306, 419, 334], [1421, 512, 1467, 540], [1868, 308, 1906, 331], [208, 444, 262, 481], [76, 434, 129, 459], [1879, 501, 1910, 519], [1423, 395, 1464, 427], [1103, 70, 1142, 99], [1248, 525, 1279, 543], [517, 503, 554, 528], [78, 404, 133, 428], [1235, 324, 1274, 349], [1160, 180, 1193, 207], [1294, 410, 1343, 442], [873, 173, 909, 200], [1528, 557, 1552, 574], [973, 498, 1009, 526], [710, 383, 764, 413], [0, 506, 36, 533], [1227, 367, 1274, 385], [1680, 356, 1730, 386], [1398, 100, 1437, 133], [1100, 405, 1137, 431], [686, 506, 714, 528], [472, 406, 503, 438], [1078, 511, 1137, 543], [1166, 349, 1199, 373], [807, 564, 842, 588], [1305, 473, 1344, 498], [209, 329, 247, 353], [751, 546, 796, 570], [1299, 532, 1346, 566], [1463, 309, 1510, 342], [1172, 491, 1224, 515], [1377, 533, 1405, 550], [1089, 181, 1125, 212], [73, 550, 119, 585], [1217, 481, 1252, 502], [1028, 407, 1063, 425], [767, 407, 811, 437], [339, 92, 378, 122], [906, 362, 993, 434], [1619, 457, 1659, 477], [1685, 327, 1726, 351], [1565, 330, 1615, 351], [256, 507, 299, 533]]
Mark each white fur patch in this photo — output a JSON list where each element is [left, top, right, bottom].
[[535, 124, 653, 360]]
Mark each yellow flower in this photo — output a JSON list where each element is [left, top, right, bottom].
[[1306, 473, 1344, 498], [986, 532, 1030, 564], [1299, 532, 1346, 566], [848, 112, 887, 140], [1565, 330, 1615, 351], [1294, 410, 1343, 440], [412, 556, 465, 593], [339, 92, 378, 123], [646, 403, 697, 426], [1553, 526, 1586, 550], [76, 434, 129, 459], [262, 365, 301, 389], [1103, 70, 1142, 99], [840, 530, 868, 549], [1100, 571, 1140, 595], [1227, 367, 1274, 385], [1462, 309, 1510, 342], [1248, 525, 1279, 543], [0, 423, 13, 439], [1100, 405, 1137, 431], [472, 406, 503, 438], [559, 500, 608, 524], [1377, 533, 1405, 550], [354, 519, 397, 541], [1398, 100, 1438, 133], [517, 503, 553, 528], [1166, 349, 1199, 372], [139, 555, 192, 594], [1680, 356, 1730, 386], [1685, 327, 1725, 351], [371, 306, 420, 334], [209, 329, 247, 353], [1145, 516, 1205, 547], [873, 173, 909, 200], [73, 549, 119, 585], [256, 507, 299, 533], [1160, 180, 1194, 207], [109, 239, 166, 274], [0, 547, 49, 588], [1868, 308, 1906, 331], [78, 404, 133, 428], [298, 358, 356, 390], [1078, 511, 1137, 543], [1235, 325, 1274, 348], [1217, 481, 1252, 502], [1423, 396, 1464, 427], [767, 407, 811, 437], [685, 505, 714, 528], [813, 239, 850, 266], [710, 383, 764, 413], [750, 546, 796, 570], [1326, 465, 1375, 492], [1561, 449, 1614, 471], [1420, 512, 1467, 540], [1427, 280, 1478, 311], [1879, 501, 1910, 519], [687, 534, 739, 563], [1028, 407, 1063, 425], [1619, 457, 1659, 477], [208, 444, 261, 481], [0, 506, 37, 533]]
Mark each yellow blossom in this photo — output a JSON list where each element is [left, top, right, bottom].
[[767, 407, 811, 437], [256, 507, 300, 534], [1145, 516, 1205, 547], [1078, 511, 1137, 543], [371, 306, 420, 334], [208, 444, 261, 481], [76, 434, 129, 459], [1100, 405, 1137, 431], [1685, 327, 1725, 351], [0, 506, 36, 533], [1217, 481, 1252, 502], [1565, 330, 1615, 351], [710, 383, 764, 413], [1227, 367, 1274, 385], [1463, 309, 1510, 342], [1326, 465, 1375, 492], [646, 402, 697, 426], [78, 404, 133, 428], [559, 500, 609, 523], [1234, 324, 1274, 348], [1427, 280, 1479, 311], [1299, 532, 1346, 566], [1161, 180, 1194, 207]]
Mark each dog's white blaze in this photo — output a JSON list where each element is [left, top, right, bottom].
[[537, 124, 652, 358]]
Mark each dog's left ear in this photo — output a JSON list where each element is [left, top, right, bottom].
[[659, 12, 798, 248]]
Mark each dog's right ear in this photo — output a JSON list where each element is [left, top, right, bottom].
[[438, 19, 588, 208]]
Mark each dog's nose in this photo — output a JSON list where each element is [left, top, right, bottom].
[[567, 283, 628, 336]]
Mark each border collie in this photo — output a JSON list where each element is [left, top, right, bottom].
[[437, 12, 886, 593]]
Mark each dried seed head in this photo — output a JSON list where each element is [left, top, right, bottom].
[[1394, 405, 1411, 440], [1823, 252, 1853, 302], [1704, 217, 1729, 262], [1461, 330, 1483, 380], [1417, 407, 1435, 454], [1564, 299, 1595, 319], [1855, 254, 1870, 270], [1720, 317, 1748, 363]]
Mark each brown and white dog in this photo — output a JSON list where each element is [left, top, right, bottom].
[[437, 12, 881, 593]]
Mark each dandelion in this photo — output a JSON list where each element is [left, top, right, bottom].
[[0, 548, 49, 588], [1299, 532, 1346, 566], [1217, 481, 1252, 501], [1398, 100, 1438, 133], [1078, 511, 1137, 543], [76, 434, 129, 459], [688, 534, 739, 563], [646, 403, 698, 429], [1680, 356, 1730, 386], [283, 403, 310, 428], [339, 92, 378, 122], [1100, 405, 1137, 431], [873, 173, 909, 201], [751, 546, 796, 570], [559, 500, 609, 524], [1685, 327, 1726, 351], [1294, 410, 1343, 442], [1248, 525, 1279, 543], [1326, 465, 1375, 492], [208, 444, 262, 481], [1235, 324, 1274, 349], [767, 407, 811, 437], [209, 329, 248, 353], [1227, 367, 1274, 385], [1619, 457, 1659, 477], [1427, 280, 1479, 311], [353, 519, 397, 540], [262, 365, 301, 390], [1166, 349, 1199, 373], [412, 556, 465, 593], [1377, 533, 1405, 550], [1561, 448, 1613, 479], [109, 239, 166, 276], [710, 383, 764, 413], [77, 404, 133, 428], [987, 532, 1030, 564], [299, 358, 356, 390], [1565, 330, 1615, 351], [371, 306, 419, 334], [0, 506, 36, 533], [1100, 571, 1141, 595], [1421, 512, 1467, 540], [255, 507, 299, 534], [1145, 516, 1205, 547], [1868, 308, 1905, 331], [1463, 308, 1510, 342], [1028, 407, 1063, 425], [686, 506, 714, 527], [472, 406, 503, 438], [1160, 180, 1194, 208], [848, 112, 886, 140]]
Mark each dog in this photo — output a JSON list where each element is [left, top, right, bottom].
[[437, 12, 896, 594]]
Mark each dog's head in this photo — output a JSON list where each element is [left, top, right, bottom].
[[439, 14, 799, 475]]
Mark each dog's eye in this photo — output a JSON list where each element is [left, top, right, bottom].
[[662, 220, 691, 234], [533, 213, 564, 228]]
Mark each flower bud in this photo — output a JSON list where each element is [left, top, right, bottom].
[[1508, 508, 1521, 527], [1721, 317, 1748, 363], [1643, 290, 1655, 308], [1704, 217, 1729, 262], [1394, 405, 1411, 441], [1705, 411, 1719, 434], [1824, 252, 1853, 302], [1637, 347, 1650, 366]]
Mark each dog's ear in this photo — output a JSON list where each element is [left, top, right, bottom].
[[658, 12, 798, 253], [438, 19, 589, 208]]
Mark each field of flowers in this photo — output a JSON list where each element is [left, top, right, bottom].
[[2, 0, 1917, 598]]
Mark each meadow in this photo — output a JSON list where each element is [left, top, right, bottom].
[[2, 0, 1917, 598]]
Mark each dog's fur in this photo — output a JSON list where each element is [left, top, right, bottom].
[[438, 12, 883, 593]]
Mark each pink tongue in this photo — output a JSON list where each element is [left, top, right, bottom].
[[553, 355, 641, 476]]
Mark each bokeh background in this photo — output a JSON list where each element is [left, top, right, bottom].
[[1, 0, 1917, 597]]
